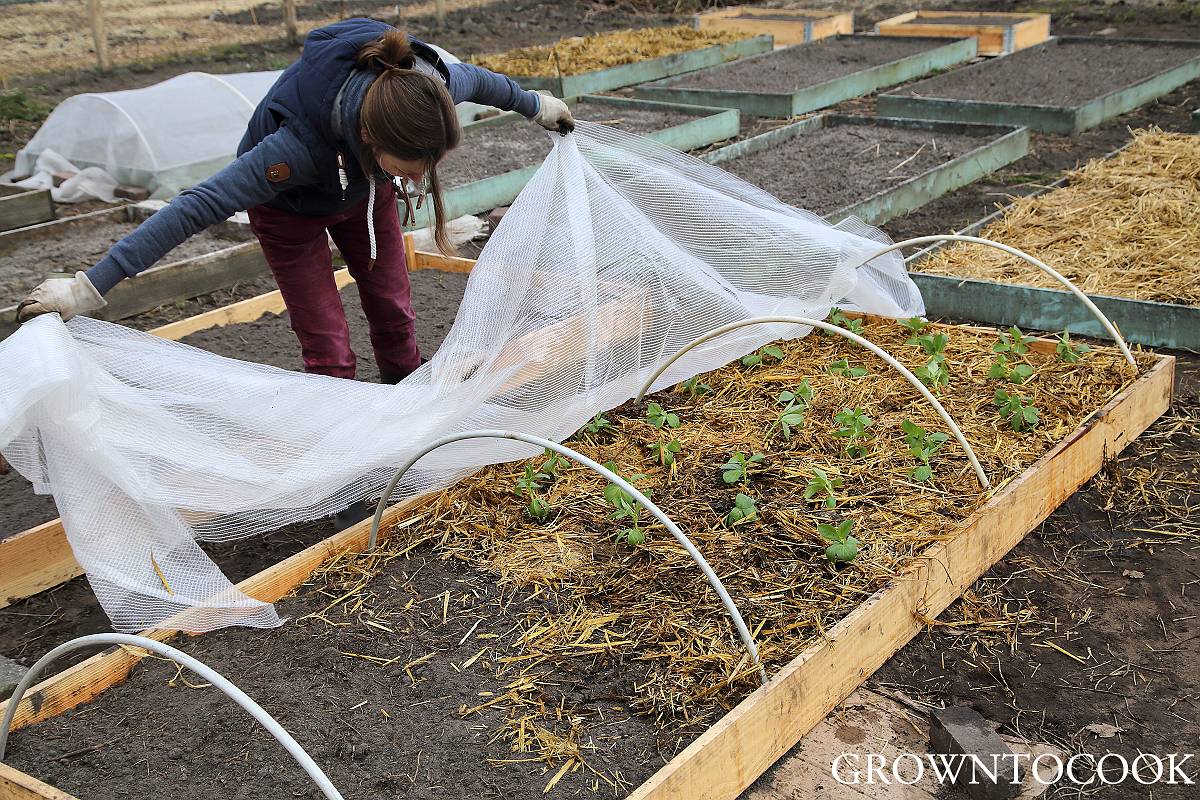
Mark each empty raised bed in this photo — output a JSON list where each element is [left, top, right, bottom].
[[692, 7, 852, 47], [422, 96, 738, 225], [0, 315, 1170, 800], [874, 10, 1050, 55], [878, 36, 1200, 134], [635, 34, 976, 118], [472, 26, 773, 97], [704, 114, 1028, 225], [909, 130, 1200, 350], [0, 185, 54, 233], [0, 207, 258, 338]]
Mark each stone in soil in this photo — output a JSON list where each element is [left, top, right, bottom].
[[893, 38, 1200, 107], [0, 218, 251, 308], [442, 100, 704, 187], [717, 123, 988, 215], [652, 36, 949, 93]]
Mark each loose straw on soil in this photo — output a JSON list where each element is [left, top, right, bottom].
[[472, 26, 746, 77], [304, 317, 1142, 761], [918, 129, 1200, 306]]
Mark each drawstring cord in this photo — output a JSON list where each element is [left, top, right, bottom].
[[366, 178, 377, 270]]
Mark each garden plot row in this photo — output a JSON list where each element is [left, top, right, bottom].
[[702, 114, 1028, 226], [0, 205, 262, 340], [908, 129, 1200, 351], [0, 303, 1172, 800], [879, 36, 1200, 134]]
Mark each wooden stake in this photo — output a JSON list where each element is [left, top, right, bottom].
[[86, 0, 111, 72], [282, 0, 298, 46]]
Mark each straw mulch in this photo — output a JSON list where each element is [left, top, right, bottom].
[[472, 26, 747, 77], [305, 319, 1145, 774], [917, 129, 1200, 306]]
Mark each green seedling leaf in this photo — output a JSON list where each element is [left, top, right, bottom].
[[914, 354, 949, 389], [906, 333, 948, 357], [679, 375, 712, 396], [911, 464, 933, 482], [1055, 331, 1090, 363], [803, 467, 842, 509], [647, 439, 683, 467], [528, 493, 550, 521], [900, 317, 928, 333], [584, 413, 613, 436], [646, 402, 680, 429], [994, 388, 1040, 432], [724, 493, 758, 527], [825, 537, 861, 563], [623, 527, 646, 546], [827, 358, 869, 378], [994, 326, 1034, 356]]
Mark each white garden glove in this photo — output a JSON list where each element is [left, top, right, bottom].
[[18, 272, 106, 322], [534, 93, 575, 134]]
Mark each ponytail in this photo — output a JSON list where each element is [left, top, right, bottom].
[[357, 30, 463, 254]]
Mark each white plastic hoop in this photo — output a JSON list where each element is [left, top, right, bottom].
[[368, 429, 767, 683], [860, 234, 1137, 368]]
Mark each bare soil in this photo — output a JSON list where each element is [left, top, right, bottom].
[[900, 14, 1036, 26], [443, 100, 703, 187], [0, 218, 252, 308], [717, 122, 988, 215], [895, 38, 1200, 106], [653, 36, 951, 93], [4, 549, 695, 799]]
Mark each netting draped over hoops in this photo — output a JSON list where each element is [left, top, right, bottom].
[[0, 122, 924, 634]]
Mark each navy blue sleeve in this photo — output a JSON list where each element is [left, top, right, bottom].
[[86, 127, 318, 294], [446, 62, 541, 118]]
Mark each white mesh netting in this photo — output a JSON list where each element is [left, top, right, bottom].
[[0, 122, 923, 634]]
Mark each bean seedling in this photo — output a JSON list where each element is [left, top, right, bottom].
[[722, 451, 765, 484], [742, 344, 786, 369], [827, 307, 864, 335], [988, 354, 1033, 385], [1055, 331, 1090, 363], [818, 519, 860, 563], [827, 358, 869, 378], [646, 402, 680, 429], [603, 465, 651, 546], [803, 467, 842, 509], [914, 354, 949, 390], [994, 326, 1035, 356], [767, 381, 814, 441], [583, 412, 613, 436], [833, 408, 873, 459], [906, 332, 948, 357], [899, 317, 928, 334], [901, 420, 949, 482], [679, 375, 712, 396], [647, 438, 682, 467], [994, 388, 1040, 431], [514, 465, 551, 521], [725, 493, 758, 527]]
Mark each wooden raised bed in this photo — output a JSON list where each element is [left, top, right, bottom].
[[0, 205, 267, 340], [0, 185, 54, 233], [906, 132, 1200, 351], [0, 236, 472, 613], [0, 300, 1174, 798], [702, 114, 1029, 225], [635, 34, 977, 118], [875, 10, 1050, 56], [692, 6, 852, 47], [494, 33, 773, 98], [877, 36, 1200, 134]]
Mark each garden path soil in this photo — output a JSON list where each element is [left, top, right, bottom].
[[894, 38, 1200, 106], [0, 219, 252, 308], [443, 101, 702, 187], [717, 123, 987, 215], [653, 36, 949, 93], [902, 14, 1035, 26]]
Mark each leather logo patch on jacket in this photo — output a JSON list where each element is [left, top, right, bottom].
[[266, 163, 292, 183]]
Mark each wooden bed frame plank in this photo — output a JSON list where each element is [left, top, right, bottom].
[[0, 350, 1173, 798], [0, 763, 75, 800], [630, 355, 1173, 800]]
